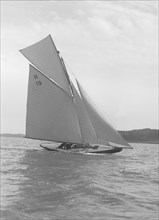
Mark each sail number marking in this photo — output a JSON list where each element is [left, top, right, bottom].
[[33, 74, 42, 86]]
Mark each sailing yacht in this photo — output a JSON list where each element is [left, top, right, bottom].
[[20, 34, 132, 154]]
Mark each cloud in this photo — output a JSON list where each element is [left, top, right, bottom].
[[1, 1, 158, 132]]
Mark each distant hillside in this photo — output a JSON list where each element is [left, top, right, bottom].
[[1, 128, 159, 144], [118, 128, 159, 144], [0, 133, 24, 138]]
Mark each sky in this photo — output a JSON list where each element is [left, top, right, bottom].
[[1, 0, 158, 134]]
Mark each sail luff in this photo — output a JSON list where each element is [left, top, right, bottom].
[[71, 83, 97, 144], [59, 58, 84, 142], [71, 84, 85, 144], [60, 58, 71, 86], [60, 57, 76, 103]]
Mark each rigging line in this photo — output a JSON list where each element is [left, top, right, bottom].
[[62, 59, 118, 133], [77, 81, 130, 146], [61, 59, 82, 99], [63, 58, 118, 129], [63, 62, 85, 143], [60, 59, 98, 142], [63, 60, 78, 81], [60, 57, 75, 101], [76, 80, 99, 141], [72, 87, 85, 144], [59, 57, 85, 144], [76, 80, 98, 141], [76, 79, 117, 130]]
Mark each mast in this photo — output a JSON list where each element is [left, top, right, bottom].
[[60, 56, 75, 99], [71, 83, 97, 144], [45, 40, 85, 143], [48, 35, 74, 98], [60, 56, 85, 143]]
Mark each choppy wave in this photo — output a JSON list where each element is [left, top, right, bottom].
[[1, 137, 158, 220]]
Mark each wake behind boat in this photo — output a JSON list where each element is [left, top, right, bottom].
[[20, 34, 132, 154]]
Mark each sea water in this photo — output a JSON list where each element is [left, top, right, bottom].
[[1, 137, 158, 220]]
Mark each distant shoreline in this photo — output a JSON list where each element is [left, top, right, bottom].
[[1, 128, 158, 144], [118, 128, 159, 144], [0, 133, 24, 138]]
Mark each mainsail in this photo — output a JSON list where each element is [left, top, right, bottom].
[[26, 64, 82, 143], [20, 35, 131, 149]]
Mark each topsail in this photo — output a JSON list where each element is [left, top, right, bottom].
[[20, 35, 71, 96], [20, 35, 131, 149]]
